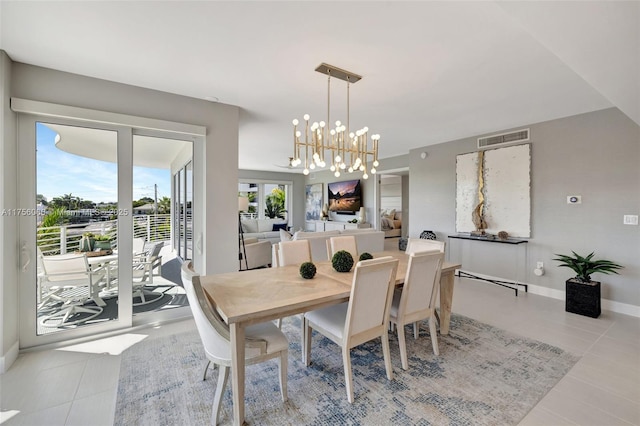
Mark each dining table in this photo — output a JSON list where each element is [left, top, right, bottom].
[[199, 250, 461, 426]]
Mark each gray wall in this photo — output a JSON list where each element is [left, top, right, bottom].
[[410, 108, 640, 307], [9, 62, 241, 276]]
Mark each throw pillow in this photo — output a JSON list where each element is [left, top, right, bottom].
[[272, 223, 288, 232], [279, 229, 293, 242]]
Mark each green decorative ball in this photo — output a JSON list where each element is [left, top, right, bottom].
[[332, 250, 354, 273], [359, 252, 373, 261], [299, 262, 317, 279]]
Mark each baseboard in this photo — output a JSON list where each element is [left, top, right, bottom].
[[526, 283, 640, 318], [0, 340, 19, 374], [457, 270, 640, 318]]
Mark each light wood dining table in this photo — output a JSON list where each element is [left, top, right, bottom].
[[199, 250, 461, 426]]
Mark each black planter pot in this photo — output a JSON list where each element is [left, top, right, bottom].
[[565, 279, 601, 318]]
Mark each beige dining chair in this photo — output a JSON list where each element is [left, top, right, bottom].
[[389, 251, 444, 370], [275, 239, 312, 327], [326, 235, 358, 261], [180, 262, 289, 425], [303, 256, 399, 403], [278, 239, 312, 266], [39, 253, 105, 327], [405, 238, 445, 254]]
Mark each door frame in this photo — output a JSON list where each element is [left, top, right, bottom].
[[13, 98, 206, 348]]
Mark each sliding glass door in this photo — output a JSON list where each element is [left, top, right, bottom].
[[18, 116, 132, 347], [18, 111, 198, 348]]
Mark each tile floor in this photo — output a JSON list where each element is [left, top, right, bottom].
[[2, 246, 639, 425]]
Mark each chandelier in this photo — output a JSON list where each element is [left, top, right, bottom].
[[290, 63, 380, 179]]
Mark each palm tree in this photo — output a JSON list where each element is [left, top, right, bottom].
[[158, 196, 171, 214]]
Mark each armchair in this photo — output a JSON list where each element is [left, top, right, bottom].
[[239, 238, 272, 271]]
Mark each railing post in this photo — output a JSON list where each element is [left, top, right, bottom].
[[60, 226, 67, 254], [146, 215, 151, 242]]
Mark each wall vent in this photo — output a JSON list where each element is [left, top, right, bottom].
[[477, 128, 530, 149]]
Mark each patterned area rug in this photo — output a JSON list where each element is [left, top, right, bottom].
[[115, 314, 578, 425]]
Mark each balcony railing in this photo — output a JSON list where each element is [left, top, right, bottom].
[[37, 214, 172, 256]]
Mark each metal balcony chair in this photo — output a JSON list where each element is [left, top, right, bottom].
[[39, 253, 105, 327]]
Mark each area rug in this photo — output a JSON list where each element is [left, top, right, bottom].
[[114, 314, 578, 425]]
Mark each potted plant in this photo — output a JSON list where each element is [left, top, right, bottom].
[[93, 234, 112, 250], [553, 251, 623, 318], [79, 232, 95, 252]]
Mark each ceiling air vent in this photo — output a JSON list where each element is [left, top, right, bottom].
[[477, 128, 530, 149]]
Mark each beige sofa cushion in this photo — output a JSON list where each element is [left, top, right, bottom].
[[241, 219, 259, 233]]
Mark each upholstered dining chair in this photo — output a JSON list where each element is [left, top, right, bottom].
[[303, 257, 399, 403], [275, 239, 312, 327], [278, 239, 312, 266], [180, 262, 289, 425], [389, 251, 444, 370], [326, 235, 358, 261], [405, 238, 445, 254], [39, 253, 105, 327]]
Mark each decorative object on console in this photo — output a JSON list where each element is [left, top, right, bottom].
[[358, 206, 366, 223], [553, 251, 623, 318], [321, 203, 329, 221], [497, 231, 509, 240], [420, 230, 437, 240], [332, 250, 354, 273], [300, 262, 317, 279], [289, 63, 380, 179]]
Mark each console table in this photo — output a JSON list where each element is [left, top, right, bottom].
[[305, 220, 371, 232], [448, 234, 528, 296]]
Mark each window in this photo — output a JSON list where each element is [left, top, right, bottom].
[[238, 181, 290, 221]]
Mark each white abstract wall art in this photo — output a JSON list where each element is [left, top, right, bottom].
[[456, 144, 531, 238]]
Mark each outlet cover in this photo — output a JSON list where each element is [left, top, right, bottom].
[[623, 215, 639, 225]]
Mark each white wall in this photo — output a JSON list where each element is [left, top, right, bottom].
[[410, 108, 640, 308]]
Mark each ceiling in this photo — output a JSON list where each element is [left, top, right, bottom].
[[2, 1, 638, 174], [47, 123, 191, 169]]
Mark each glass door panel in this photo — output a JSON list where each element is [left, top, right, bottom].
[[34, 122, 120, 335], [131, 134, 191, 321]]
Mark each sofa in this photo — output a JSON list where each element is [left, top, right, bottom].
[[240, 218, 288, 245], [281, 228, 385, 262]]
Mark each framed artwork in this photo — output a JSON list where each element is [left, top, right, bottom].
[[456, 144, 531, 237], [305, 183, 323, 221]]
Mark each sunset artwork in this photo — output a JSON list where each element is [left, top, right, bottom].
[[327, 179, 362, 213]]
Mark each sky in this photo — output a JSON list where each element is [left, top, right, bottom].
[[36, 123, 171, 205]]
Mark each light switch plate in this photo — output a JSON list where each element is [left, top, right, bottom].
[[567, 195, 582, 204], [623, 215, 639, 225]]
